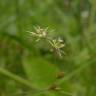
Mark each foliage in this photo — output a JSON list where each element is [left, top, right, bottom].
[[0, 0, 96, 96]]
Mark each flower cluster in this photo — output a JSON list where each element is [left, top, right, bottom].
[[48, 38, 65, 58], [27, 26, 65, 58], [28, 26, 48, 38], [49, 38, 65, 50]]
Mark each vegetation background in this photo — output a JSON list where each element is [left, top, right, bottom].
[[0, 0, 96, 96]]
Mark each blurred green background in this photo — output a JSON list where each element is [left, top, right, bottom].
[[0, 0, 96, 96]]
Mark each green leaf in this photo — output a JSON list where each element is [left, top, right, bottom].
[[23, 57, 59, 89]]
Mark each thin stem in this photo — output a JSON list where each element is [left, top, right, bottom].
[[0, 68, 37, 91], [88, 0, 96, 32], [58, 59, 95, 84], [58, 90, 72, 96]]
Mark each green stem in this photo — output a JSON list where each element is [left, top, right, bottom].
[[88, 0, 96, 32], [0, 68, 37, 90], [58, 59, 95, 84]]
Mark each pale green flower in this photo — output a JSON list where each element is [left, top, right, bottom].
[[48, 38, 65, 58], [28, 26, 48, 39], [27, 26, 65, 58]]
